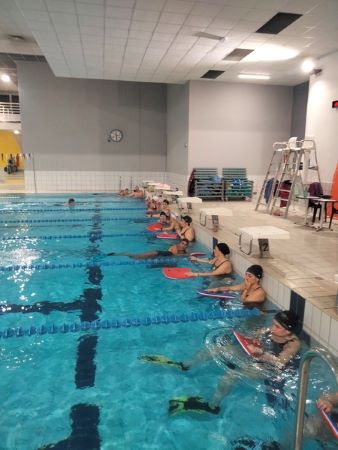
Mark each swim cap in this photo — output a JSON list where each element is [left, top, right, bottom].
[[182, 215, 192, 225], [246, 265, 263, 279], [216, 243, 230, 256], [274, 310, 298, 332], [153, 196, 159, 201]]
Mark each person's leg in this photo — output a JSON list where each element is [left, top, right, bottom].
[[209, 371, 236, 408], [130, 251, 158, 259], [182, 346, 218, 369]]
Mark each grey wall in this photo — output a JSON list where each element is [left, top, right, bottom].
[[17, 62, 167, 171], [291, 81, 309, 140], [188, 80, 293, 175], [166, 83, 189, 175]]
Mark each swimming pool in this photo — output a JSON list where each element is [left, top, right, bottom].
[[0, 194, 335, 450]]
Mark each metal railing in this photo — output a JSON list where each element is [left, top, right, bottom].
[[293, 347, 338, 450], [0, 102, 21, 122]]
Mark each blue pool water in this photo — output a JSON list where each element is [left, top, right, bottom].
[[0, 194, 336, 450]]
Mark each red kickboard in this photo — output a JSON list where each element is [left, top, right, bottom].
[[156, 233, 178, 239], [162, 267, 193, 279], [190, 252, 206, 257], [233, 331, 262, 357], [197, 290, 235, 299], [147, 223, 162, 231], [318, 405, 338, 439]]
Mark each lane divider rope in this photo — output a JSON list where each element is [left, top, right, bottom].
[[0, 207, 145, 213], [0, 308, 260, 339], [0, 232, 147, 242], [0, 257, 182, 272], [0, 217, 150, 225]]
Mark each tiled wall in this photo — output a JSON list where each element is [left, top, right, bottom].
[[24, 170, 167, 192], [194, 225, 338, 358]]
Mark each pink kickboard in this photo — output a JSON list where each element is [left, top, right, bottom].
[[147, 223, 162, 231], [197, 290, 235, 299], [156, 233, 178, 239], [162, 267, 193, 279], [233, 331, 262, 357], [318, 405, 338, 439]]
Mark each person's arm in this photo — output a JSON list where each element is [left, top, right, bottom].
[[206, 282, 244, 293], [179, 228, 194, 241], [241, 287, 266, 304], [318, 393, 338, 413], [191, 260, 233, 278], [189, 256, 214, 264], [255, 338, 301, 369]]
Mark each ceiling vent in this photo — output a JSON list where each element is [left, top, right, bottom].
[[201, 70, 224, 80], [194, 31, 225, 41], [223, 48, 254, 61], [256, 12, 302, 34]]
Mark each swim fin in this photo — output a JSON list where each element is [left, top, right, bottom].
[[107, 252, 115, 256], [168, 396, 220, 416], [138, 355, 188, 371]]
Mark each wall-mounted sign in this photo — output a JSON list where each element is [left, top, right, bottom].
[[332, 100, 338, 108]]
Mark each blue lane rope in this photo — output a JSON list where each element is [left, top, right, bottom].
[[0, 232, 148, 242], [0, 207, 145, 213], [0, 217, 150, 225], [0, 308, 260, 339], [0, 257, 181, 272]]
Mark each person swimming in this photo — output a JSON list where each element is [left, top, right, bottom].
[[107, 239, 189, 259], [138, 310, 301, 415], [206, 264, 266, 309], [187, 242, 232, 278]]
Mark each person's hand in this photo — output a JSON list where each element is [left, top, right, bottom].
[[189, 256, 197, 262], [247, 344, 264, 357], [317, 398, 333, 413], [205, 288, 218, 292]]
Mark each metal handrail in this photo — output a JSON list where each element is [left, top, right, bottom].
[[293, 347, 338, 450]]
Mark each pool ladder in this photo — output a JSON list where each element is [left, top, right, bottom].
[[293, 347, 338, 450]]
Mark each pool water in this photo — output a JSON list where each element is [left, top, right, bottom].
[[0, 194, 335, 450]]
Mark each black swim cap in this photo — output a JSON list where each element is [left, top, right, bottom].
[[246, 265, 263, 279], [182, 215, 192, 225], [274, 310, 298, 332], [216, 243, 230, 256]]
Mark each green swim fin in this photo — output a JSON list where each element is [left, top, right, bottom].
[[168, 396, 220, 416], [138, 355, 188, 371]]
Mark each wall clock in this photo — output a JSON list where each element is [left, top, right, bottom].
[[108, 129, 123, 142]]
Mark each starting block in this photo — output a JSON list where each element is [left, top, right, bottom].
[[177, 197, 202, 212], [162, 190, 184, 201], [199, 207, 232, 231], [238, 226, 290, 257]]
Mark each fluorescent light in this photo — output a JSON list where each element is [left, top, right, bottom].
[[1, 74, 11, 82], [238, 74, 271, 80], [245, 44, 299, 62], [301, 58, 316, 73], [13, 130, 20, 135]]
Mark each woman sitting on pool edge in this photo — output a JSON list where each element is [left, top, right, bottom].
[[187, 243, 232, 279], [206, 264, 266, 310]]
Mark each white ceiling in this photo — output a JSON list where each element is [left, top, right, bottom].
[[0, 0, 338, 90]]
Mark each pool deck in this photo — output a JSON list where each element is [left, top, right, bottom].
[[177, 199, 338, 323]]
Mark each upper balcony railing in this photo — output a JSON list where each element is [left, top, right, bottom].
[[0, 102, 21, 123]]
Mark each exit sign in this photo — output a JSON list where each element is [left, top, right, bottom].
[[332, 100, 338, 108]]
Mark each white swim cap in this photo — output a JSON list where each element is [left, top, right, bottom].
[[153, 196, 159, 201]]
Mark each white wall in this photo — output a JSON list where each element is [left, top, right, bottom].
[[166, 83, 189, 175], [305, 52, 338, 185], [17, 62, 167, 173], [188, 80, 293, 176]]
